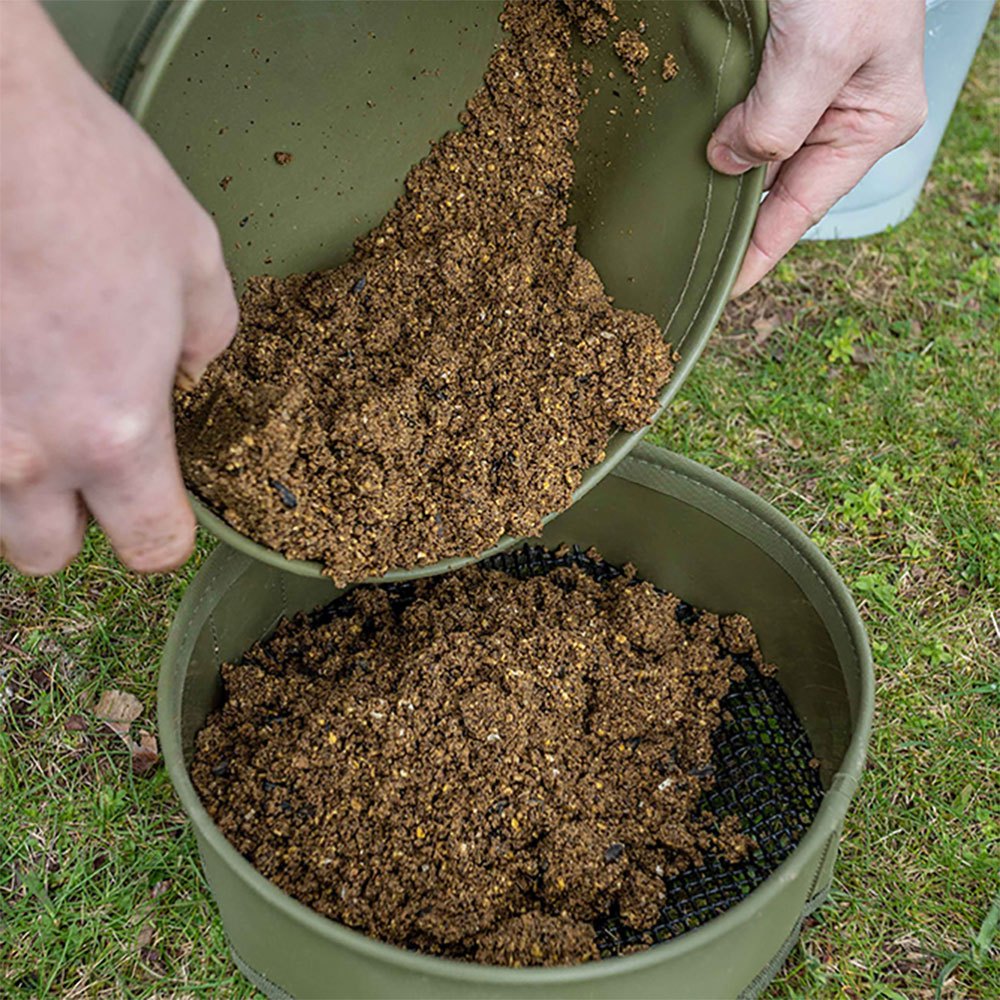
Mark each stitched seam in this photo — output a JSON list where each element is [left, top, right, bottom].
[[663, 2, 734, 338], [738, 915, 805, 999], [176, 557, 243, 702], [805, 831, 837, 903], [677, 3, 742, 345], [230, 945, 294, 1000]]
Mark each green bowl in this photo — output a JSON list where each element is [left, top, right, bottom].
[[159, 443, 873, 1000], [120, 0, 766, 582]]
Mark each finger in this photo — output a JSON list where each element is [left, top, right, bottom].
[[731, 141, 882, 297], [0, 426, 46, 490], [81, 413, 196, 573], [179, 270, 238, 386], [707, 33, 864, 175], [763, 160, 783, 192], [178, 229, 239, 387], [0, 486, 86, 576]]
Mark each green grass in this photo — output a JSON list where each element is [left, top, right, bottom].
[[2, 20, 998, 1000]]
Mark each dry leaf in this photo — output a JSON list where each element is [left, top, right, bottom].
[[140, 948, 165, 975], [752, 315, 780, 344], [64, 714, 89, 732], [94, 689, 143, 731], [131, 729, 160, 776], [784, 434, 804, 451], [93, 691, 159, 773], [136, 922, 165, 974], [30, 666, 52, 690]]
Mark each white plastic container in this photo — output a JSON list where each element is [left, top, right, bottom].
[[802, 0, 993, 241]]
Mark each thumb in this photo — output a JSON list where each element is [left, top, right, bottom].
[[707, 36, 859, 175]]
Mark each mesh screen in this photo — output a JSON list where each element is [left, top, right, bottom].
[[344, 543, 825, 956]]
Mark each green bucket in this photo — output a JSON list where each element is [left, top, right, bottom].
[[109, 0, 767, 582], [160, 444, 873, 999]]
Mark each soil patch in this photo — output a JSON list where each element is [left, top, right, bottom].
[[175, 0, 675, 585], [191, 552, 759, 967]]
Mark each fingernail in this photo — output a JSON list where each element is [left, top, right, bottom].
[[708, 137, 755, 174], [174, 365, 206, 392]]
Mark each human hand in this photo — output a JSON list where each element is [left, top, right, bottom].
[[708, 0, 928, 296], [1, 2, 238, 575]]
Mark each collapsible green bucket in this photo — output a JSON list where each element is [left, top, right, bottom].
[[160, 444, 873, 1000], [109, 0, 767, 581]]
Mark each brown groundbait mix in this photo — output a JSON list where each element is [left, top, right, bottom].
[[176, 0, 675, 585], [192, 557, 762, 967]]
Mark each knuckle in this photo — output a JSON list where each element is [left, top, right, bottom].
[[748, 232, 781, 266], [86, 411, 155, 471], [741, 118, 799, 162], [774, 183, 825, 229], [0, 433, 46, 488], [900, 98, 928, 141]]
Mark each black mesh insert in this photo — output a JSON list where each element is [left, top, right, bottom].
[[339, 543, 825, 955]]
